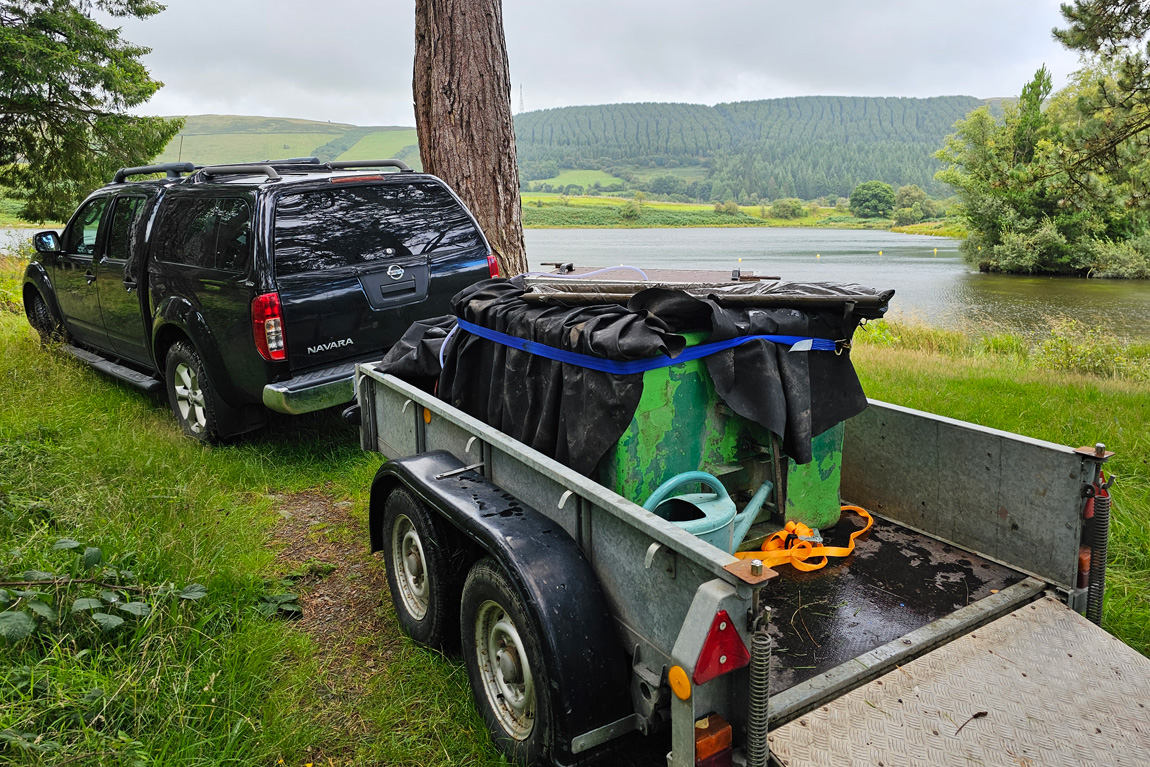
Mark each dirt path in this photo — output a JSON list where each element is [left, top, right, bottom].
[[268, 492, 402, 763], [267, 491, 665, 766]]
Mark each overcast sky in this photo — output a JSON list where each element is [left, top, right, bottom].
[[117, 0, 1084, 126]]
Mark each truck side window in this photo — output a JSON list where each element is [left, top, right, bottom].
[[214, 199, 251, 272], [106, 197, 145, 262], [157, 198, 250, 271], [62, 198, 109, 256]]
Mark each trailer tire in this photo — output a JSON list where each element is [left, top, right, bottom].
[[382, 487, 460, 651], [461, 557, 552, 766]]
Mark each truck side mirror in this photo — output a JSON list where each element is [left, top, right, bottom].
[[33, 231, 61, 254]]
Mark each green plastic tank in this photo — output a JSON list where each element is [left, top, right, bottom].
[[595, 333, 844, 535]]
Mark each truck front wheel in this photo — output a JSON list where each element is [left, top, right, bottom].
[[382, 487, 459, 651], [27, 291, 65, 344], [461, 557, 552, 765]]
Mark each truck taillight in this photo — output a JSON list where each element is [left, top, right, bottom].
[[487, 253, 501, 278], [252, 292, 286, 361], [692, 610, 750, 685]]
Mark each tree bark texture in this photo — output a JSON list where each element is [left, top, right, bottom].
[[414, 0, 527, 276]]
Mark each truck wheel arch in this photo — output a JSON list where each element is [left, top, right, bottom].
[[369, 451, 634, 763], [22, 267, 64, 329]]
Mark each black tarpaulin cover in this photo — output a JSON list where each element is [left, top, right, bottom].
[[377, 277, 893, 477]]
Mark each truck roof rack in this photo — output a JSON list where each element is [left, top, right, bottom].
[[112, 162, 196, 184], [196, 164, 282, 182], [260, 157, 322, 165], [327, 159, 413, 173]]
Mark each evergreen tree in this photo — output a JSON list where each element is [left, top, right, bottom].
[[0, 0, 181, 221]]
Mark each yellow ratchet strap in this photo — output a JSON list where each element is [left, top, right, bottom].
[[734, 505, 873, 572]]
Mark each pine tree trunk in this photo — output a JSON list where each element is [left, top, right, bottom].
[[413, 0, 527, 277]]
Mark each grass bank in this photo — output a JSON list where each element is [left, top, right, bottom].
[[520, 195, 901, 230], [0, 252, 505, 764]]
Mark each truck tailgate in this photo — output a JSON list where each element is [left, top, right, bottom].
[[769, 595, 1150, 766]]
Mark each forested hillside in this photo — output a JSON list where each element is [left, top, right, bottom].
[[515, 96, 986, 200], [153, 96, 991, 204]]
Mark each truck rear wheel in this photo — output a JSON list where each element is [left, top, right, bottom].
[[382, 487, 459, 651], [461, 557, 552, 765], [165, 341, 221, 443]]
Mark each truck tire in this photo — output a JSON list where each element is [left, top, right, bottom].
[[165, 341, 222, 443], [27, 291, 65, 344], [461, 557, 552, 766], [382, 487, 460, 650]]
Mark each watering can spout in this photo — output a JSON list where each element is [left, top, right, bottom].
[[731, 480, 774, 551]]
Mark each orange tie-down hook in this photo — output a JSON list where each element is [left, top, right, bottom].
[[734, 505, 873, 572]]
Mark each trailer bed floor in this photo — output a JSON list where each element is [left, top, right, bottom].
[[764, 512, 1028, 694], [769, 595, 1150, 766]]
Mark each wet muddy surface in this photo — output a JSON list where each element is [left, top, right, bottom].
[[765, 513, 1027, 692]]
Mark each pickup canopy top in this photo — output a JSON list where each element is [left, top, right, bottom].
[[379, 275, 893, 475]]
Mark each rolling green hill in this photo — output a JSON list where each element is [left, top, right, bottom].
[[156, 115, 422, 169], [514, 96, 988, 200], [155, 95, 993, 202]]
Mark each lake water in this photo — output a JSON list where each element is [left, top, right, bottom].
[[525, 228, 1150, 339], [8, 225, 1148, 339]]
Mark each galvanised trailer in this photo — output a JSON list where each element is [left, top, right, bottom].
[[354, 364, 1150, 767]]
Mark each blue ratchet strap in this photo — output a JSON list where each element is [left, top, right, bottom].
[[454, 318, 836, 375]]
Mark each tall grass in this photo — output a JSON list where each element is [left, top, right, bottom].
[[855, 317, 1150, 383]]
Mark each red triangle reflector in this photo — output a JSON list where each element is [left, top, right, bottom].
[[693, 609, 750, 685]]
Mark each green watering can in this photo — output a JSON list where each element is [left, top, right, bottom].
[[643, 471, 773, 554]]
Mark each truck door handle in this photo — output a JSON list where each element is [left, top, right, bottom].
[[85, 271, 96, 285]]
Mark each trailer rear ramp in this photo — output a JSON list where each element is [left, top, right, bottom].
[[768, 595, 1150, 766]]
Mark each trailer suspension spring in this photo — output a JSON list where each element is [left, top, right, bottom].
[[745, 616, 772, 767], [1086, 488, 1110, 625]]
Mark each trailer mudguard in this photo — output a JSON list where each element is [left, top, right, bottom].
[[369, 450, 633, 765]]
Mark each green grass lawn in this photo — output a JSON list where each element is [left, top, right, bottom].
[[528, 168, 627, 188], [336, 129, 420, 162]]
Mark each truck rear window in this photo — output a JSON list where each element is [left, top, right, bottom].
[[273, 181, 484, 277]]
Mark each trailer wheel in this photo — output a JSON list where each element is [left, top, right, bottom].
[[382, 487, 459, 650], [461, 557, 552, 765]]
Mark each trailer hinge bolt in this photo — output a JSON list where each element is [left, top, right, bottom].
[[751, 559, 763, 576], [1095, 443, 1106, 457]]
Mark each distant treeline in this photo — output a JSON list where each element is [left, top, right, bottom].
[[514, 96, 986, 201]]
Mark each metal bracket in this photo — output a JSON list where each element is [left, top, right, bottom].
[[644, 542, 677, 578], [433, 462, 485, 480], [570, 713, 641, 754]]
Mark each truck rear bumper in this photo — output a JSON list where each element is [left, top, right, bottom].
[[262, 361, 357, 414]]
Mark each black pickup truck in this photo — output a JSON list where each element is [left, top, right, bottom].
[[22, 158, 496, 442]]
